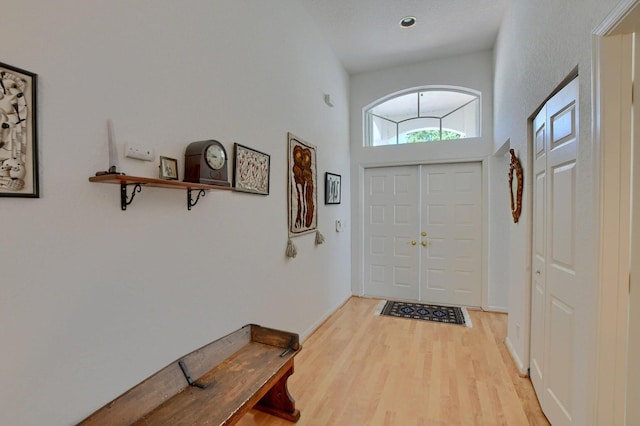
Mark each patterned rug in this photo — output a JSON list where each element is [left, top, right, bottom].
[[375, 300, 472, 327]]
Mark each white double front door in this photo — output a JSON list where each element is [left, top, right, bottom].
[[363, 162, 482, 307]]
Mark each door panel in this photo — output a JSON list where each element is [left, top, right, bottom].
[[550, 162, 576, 270], [530, 105, 547, 396], [364, 166, 420, 300], [530, 77, 578, 426], [421, 162, 482, 307], [546, 296, 574, 421], [544, 81, 578, 426]]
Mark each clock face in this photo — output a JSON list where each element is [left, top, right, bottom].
[[205, 144, 225, 170]]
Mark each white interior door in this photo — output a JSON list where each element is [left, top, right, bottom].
[[530, 77, 579, 426], [363, 166, 420, 301], [420, 162, 482, 307], [363, 163, 482, 306]]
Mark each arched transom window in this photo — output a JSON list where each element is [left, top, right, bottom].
[[365, 87, 481, 146]]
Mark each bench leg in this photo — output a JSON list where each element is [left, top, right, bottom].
[[255, 364, 300, 422]]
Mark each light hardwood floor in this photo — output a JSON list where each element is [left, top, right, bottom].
[[238, 297, 550, 426]]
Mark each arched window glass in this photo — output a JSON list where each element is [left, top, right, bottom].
[[365, 88, 481, 146]]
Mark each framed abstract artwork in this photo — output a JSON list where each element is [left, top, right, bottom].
[[233, 143, 270, 195], [325, 172, 341, 204], [0, 62, 38, 197], [287, 132, 317, 236]]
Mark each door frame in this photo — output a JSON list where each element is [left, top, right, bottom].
[[354, 158, 490, 310], [592, 1, 637, 423]]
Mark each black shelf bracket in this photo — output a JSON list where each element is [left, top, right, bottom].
[[188, 189, 206, 210], [120, 183, 142, 211]]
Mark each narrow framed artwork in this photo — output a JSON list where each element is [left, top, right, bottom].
[[288, 132, 317, 236], [0, 62, 38, 197], [233, 143, 270, 195], [325, 172, 341, 204], [159, 156, 178, 180]]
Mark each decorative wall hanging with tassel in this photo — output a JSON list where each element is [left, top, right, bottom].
[[285, 132, 324, 258], [286, 238, 298, 258]]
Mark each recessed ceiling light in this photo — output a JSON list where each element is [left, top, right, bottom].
[[399, 16, 417, 28]]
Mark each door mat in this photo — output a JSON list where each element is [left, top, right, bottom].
[[374, 300, 472, 327]]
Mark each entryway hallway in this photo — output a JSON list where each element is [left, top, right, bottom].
[[238, 297, 549, 425]]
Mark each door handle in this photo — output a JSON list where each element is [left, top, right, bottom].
[[421, 231, 427, 237], [410, 240, 417, 246], [421, 240, 427, 247]]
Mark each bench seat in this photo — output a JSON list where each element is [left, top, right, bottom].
[[79, 324, 301, 426]]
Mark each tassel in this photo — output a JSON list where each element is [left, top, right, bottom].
[[315, 230, 325, 245], [285, 238, 298, 258]]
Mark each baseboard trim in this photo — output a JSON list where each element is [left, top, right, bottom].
[[299, 295, 351, 343], [485, 305, 508, 313], [505, 335, 528, 377]]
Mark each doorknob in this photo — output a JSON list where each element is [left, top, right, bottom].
[[410, 240, 417, 246], [421, 231, 427, 237], [421, 240, 427, 247]]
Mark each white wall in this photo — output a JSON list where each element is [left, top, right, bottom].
[[493, 0, 619, 423], [349, 50, 508, 311], [488, 141, 511, 312], [0, 1, 351, 424]]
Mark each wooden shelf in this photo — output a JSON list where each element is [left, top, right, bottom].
[[89, 174, 233, 191], [89, 174, 232, 210]]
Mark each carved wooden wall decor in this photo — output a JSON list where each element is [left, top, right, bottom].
[[509, 148, 523, 223]]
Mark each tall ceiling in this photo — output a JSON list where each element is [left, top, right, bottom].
[[300, 0, 508, 74]]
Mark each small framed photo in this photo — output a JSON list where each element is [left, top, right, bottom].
[[159, 156, 178, 180], [0, 62, 38, 197], [233, 143, 270, 195], [325, 172, 341, 204]]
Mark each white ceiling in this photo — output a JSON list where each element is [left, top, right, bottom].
[[300, 0, 508, 74]]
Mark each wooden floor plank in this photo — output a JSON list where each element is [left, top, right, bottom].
[[237, 297, 549, 425]]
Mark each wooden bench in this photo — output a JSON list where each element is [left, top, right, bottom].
[[78, 324, 301, 425]]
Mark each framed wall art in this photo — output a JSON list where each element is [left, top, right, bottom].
[[159, 156, 178, 180], [233, 143, 270, 195], [287, 132, 317, 236], [0, 62, 38, 197], [325, 172, 341, 204]]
